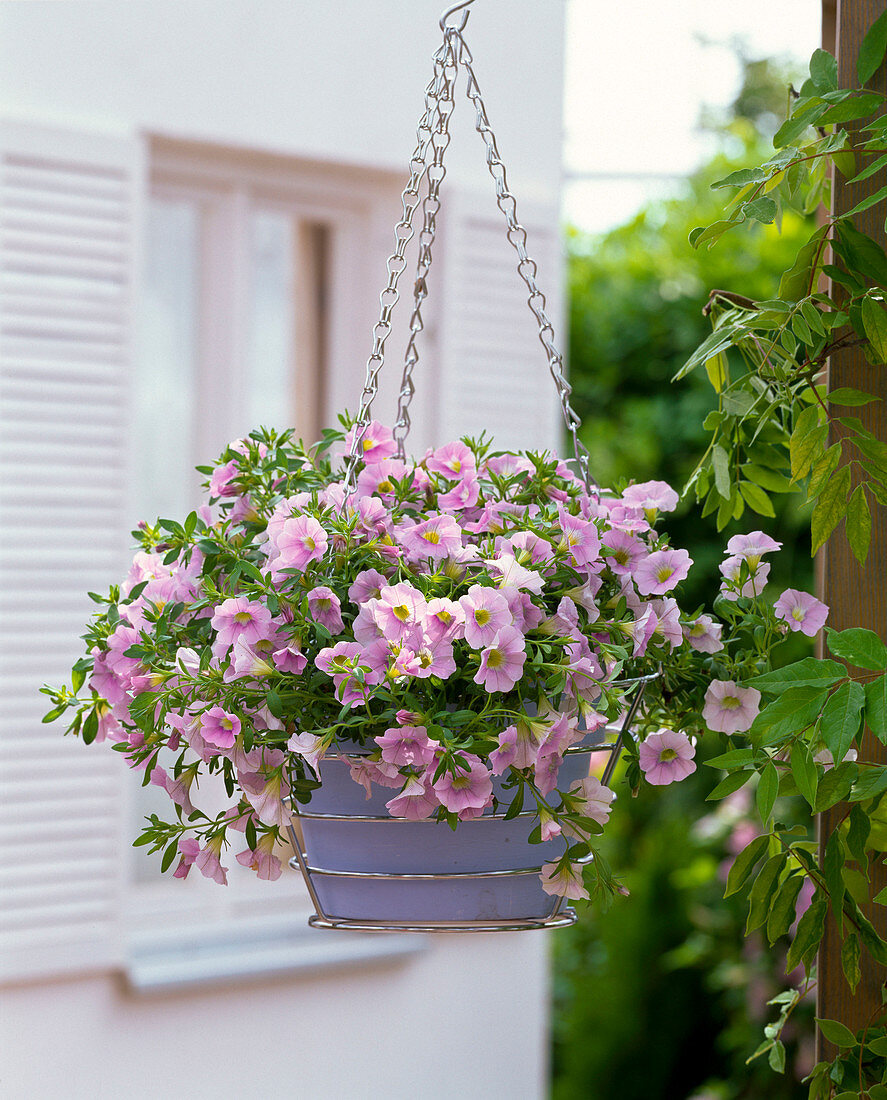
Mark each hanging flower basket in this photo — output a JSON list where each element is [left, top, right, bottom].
[[43, 0, 718, 932]]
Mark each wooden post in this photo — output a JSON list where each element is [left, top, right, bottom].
[[817, 0, 887, 1048]]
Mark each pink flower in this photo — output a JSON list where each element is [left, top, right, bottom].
[[397, 514, 464, 563], [356, 458, 410, 498], [438, 477, 480, 511], [307, 586, 344, 633], [173, 837, 200, 879], [459, 584, 513, 648], [489, 720, 548, 774], [194, 836, 228, 885], [386, 776, 440, 820], [348, 568, 388, 605], [375, 725, 439, 767], [682, 614, 723, 653], [621, 480, 679, 514], [209, 458, 240, 498], [602, 529, 645, 575], [287, 730, 328, 776], [425, 597, 465, 641], [200, 705, 241, 749], [373, 582, 428, 645], [726, 531, 782, 567], [557, 507, 601, 568], [702, 680, 762, 734], [638, 729, 697, 786], [569, 775, 616, 824], [650, 598, 683, 649], [236, 834, 283, 881], [432, 755, 493, 814], [273, 643, 308, 674], [483, 554, 544, 594], [540, 860, 589, 901], [474, 626, 527, 693], [239, 765, 290, 829], [774, 589, 829, 637], [719, 555, 770, 600], [633, 548, 692, 596], [269, 514, 328, 577], [346, 419, 397, 463], [426, 440, 476, 480]]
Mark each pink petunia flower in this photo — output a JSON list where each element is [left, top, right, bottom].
[[348, 568, 388, 605], [269, 514, 328, 578], [432, 755, 493, 815], [372, 582, 428, 645], [346, 419, 397, 464], [426, 439, 476, 480], [307, 586, 344, 633], [483, 553, 544, 594], [638, 729, 697, 786], [633, 548, 692, 596], [173, 837, 200, 879], [540, 860, 589, 901], [200, 705, 241, 749], [557, 507, 601, 568], [239, 764, 290, 829], [682, 614, 724, 653], [356, 458, 410, 498], [702, 680, 762, 734], [438, 476, 480, 511], [719, 555, 770, 600], [459, 584, 513, 649], [474, 626, 527, 693], [386, 776, 440, 820], [287, 731, 328, 776], [569, 775, 617, 824], [725, 531, 782, 567], [488, 720, 547, 774], [375, 725, 440, 768], [194, 836, 228, 885], [774, 589, 829, 637], [602, 529, 646, 575], [397, 514, 464, 563], [236, 833, 283, 881], [621, 480, 679, 514]]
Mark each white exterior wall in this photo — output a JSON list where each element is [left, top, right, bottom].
[[0, 3, 566, 1098]]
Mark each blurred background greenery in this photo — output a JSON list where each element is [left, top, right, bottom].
[[551, 49, 816, 1100]]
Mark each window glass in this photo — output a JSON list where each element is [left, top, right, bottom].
[[247, 209, 295, 434]]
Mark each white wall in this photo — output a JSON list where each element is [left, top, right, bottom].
[[0, 4, 566, 1098]]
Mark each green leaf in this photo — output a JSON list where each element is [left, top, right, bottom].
[[846, 804, 871, 875], [766, 874, 804, 944], [787, 893, 827, 972], [821, 92, 885, 123], [160, 841, 178, 874], [790, 418, 827, 484], [862, 295, 887, 361], [811, 464, 852, 555], [845, 182, 887, 221], [865, 674, 887, 743], [725, 833, 769, 897], [827, 387, 881, 406], [810, 48, 837, 92], [706, 770, 753, 801], [750, 686, 830, 747], [743, 196, 777, 224], [790, 742, 819, 807], [816, 1017, 857, 1049], [741, 464, 794, 493], [814, 760, 857, 812], [746, 852, 788, 934], [808, 443, 842, 498], [712, 443, 731, 498], [81, 709, 99, 745], [848, 151, 887, 184], [704, 352, 727, 392], [835, 220, 887, 287], [756, 761, 779, 823], [767, 1039, 786, 1075], [845, 485, 872, 564], [850, 765, 887, 802], [739, 480, 775, 517], [748, 658, 845, 693], [705, 748, 758, 770], [828, 627, 887, 670], [858, 9, 887, 84], [780, 227, 829, 300], [820, 681, 866, 764]]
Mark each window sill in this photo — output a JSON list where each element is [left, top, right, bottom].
[[125, 918, 426, 995]]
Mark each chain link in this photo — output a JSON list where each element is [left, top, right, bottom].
[[454, 28, 596, 492], [343, 38, 452, 491], [346, 6, 596, 494], [392, 33, 460, 459]]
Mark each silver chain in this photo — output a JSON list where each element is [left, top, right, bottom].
[[346, 6, 596, 494], [392, 34, 460, 459]]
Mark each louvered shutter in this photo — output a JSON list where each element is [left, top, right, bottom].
[[436, 190, 563, 453], [0, 121, 142, 981]]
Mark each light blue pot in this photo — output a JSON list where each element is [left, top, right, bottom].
[[289, 726, 605, 930]]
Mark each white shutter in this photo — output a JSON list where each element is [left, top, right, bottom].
[[0, 121, 142, 980], [436, 189, 563, 453]]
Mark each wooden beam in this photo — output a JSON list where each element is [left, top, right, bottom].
[[817, 0, 887, 1049]]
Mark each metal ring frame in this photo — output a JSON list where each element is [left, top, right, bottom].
[[286, 672, 655, 933]]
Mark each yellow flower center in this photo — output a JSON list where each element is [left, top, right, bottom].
[[422, 529, 441, 544], [660, 748, 677, 761], [304, 536, 316, 551], [362, 438, 376, 453], [791, 607, 806, 622], [234, 611, 253, 624], [656, 565, 674, 583], [378, 480, 393, 493], [452, 459, 461, 473], [722, 695, 741, 710], [614, 550, 628, 564], [393, 603, 411, 622], [486, 649, 504, 669], [474, 608, 491, 627]]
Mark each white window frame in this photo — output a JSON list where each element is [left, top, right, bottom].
[[124, 135, 424, 977]]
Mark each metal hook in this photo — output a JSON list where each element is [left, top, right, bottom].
[[439, 0, 474, 32]]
